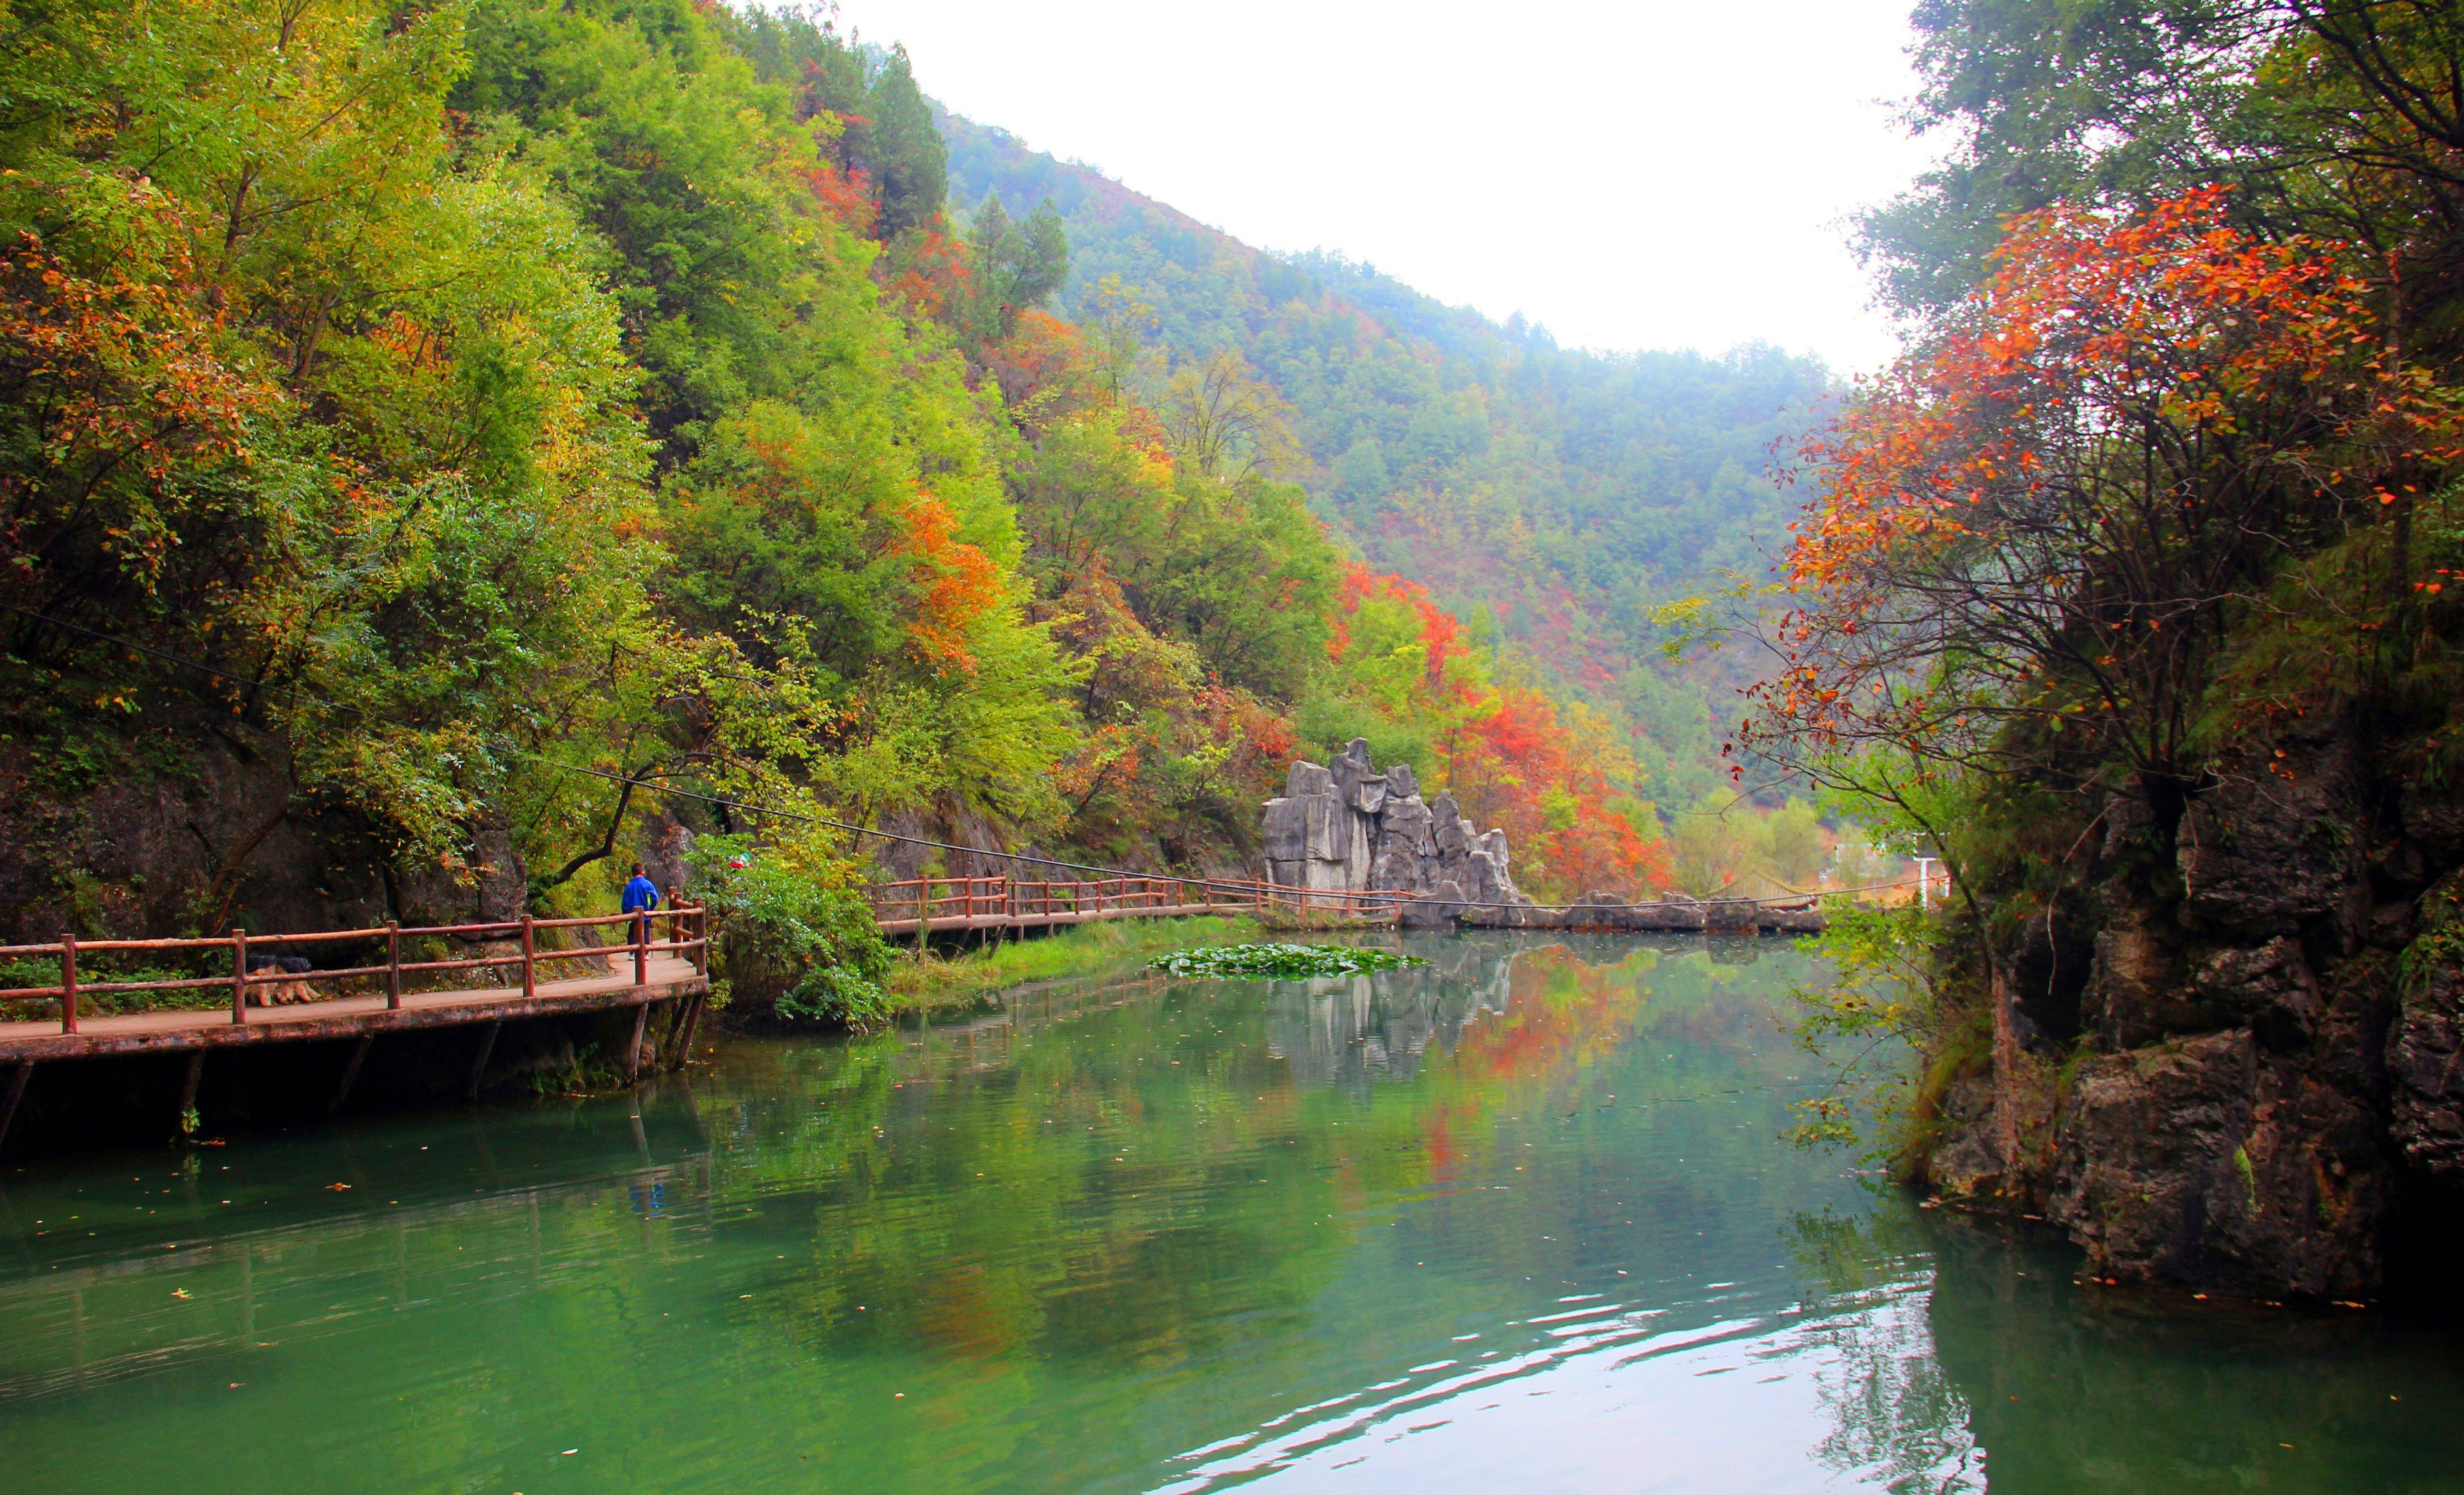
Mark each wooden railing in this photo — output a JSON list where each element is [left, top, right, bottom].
[[0, 907, 708, 1036], [866, 874, 1409, 932]]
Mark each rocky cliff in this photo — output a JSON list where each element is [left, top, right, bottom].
[[1261, 740, 1535, 926], [1921, 715, 2464, 1302]]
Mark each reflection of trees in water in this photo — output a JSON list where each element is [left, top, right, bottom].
[[0, 1088, 716, 1397], [1261, 937, 1519, 1089], [1786, 1206, 1981, 1493], [1258, 932, 1774, 1092], [1923, 1216, 2464, 1493], [1789, 1203, 2464, 1493]]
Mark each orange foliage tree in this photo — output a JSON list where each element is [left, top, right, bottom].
[[0, 225, 278, 627], [1744, 188, 2463, 811], [1325, 562, 1670, 897], [891, 494, 1003, 673]]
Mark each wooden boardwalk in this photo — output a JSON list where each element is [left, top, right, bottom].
[[0, 910, 712, 1146], [865, 874, 1386, 936], [0, 948, 706, 1062], [862, 873, 1828, 937]]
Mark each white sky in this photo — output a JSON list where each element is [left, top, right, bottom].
[[828, 0, 1944, 372]]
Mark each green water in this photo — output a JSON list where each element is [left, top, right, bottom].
[[1, 933, 2460, 1493]]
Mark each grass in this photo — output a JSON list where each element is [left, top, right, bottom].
[[885, 915, 1264, 1016]]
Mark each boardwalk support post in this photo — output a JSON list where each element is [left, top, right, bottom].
[[0, 1061, 31, 1151], [230, 929, 248, 1024], [634, 910, 648, 986], [468, 1021, 502, 1101], [176, 1051, 204, 1137], [330, 1034, 374, 1117], [520, 915, 536, 1002], [675, 989, 708, 1067], [58, 935, 75, 1035], [385, 920, 402, 1010], [626, 1003, 650, 1083], [661, 993, 691, 1057]]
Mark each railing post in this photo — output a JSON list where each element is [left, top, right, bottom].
[[634, 907, 648, 986], [58, 935, 76, 1035], [386, 920, 402, 1010], [230, 929, 248, 1024], [520, 915, 536, 1001]]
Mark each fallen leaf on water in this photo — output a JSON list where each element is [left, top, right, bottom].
[[325, 1183, 351, 1191], [170, 1289, 191, 1299]]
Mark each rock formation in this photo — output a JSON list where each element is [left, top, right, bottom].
[[1920, 714, 2464, 1302], [1261, 740, 1535, 926]]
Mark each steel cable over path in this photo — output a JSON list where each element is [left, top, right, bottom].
[[6, 603, 1930, 918]]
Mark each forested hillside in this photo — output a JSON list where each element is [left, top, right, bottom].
[[0, 0, 1689, 1004], [940, 114, 1833, 807]]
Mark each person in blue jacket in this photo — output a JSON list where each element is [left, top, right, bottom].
[[621, 862, 661, 945]]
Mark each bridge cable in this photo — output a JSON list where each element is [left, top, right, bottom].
[[2, 602, 1924, 911]]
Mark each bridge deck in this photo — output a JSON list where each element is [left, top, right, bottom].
[[0, 951, 707, 1063]]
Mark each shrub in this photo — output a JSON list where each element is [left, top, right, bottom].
[[684, 836, 897, 1029]]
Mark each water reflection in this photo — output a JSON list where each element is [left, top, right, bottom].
[[0, 934, 2456, 1493]]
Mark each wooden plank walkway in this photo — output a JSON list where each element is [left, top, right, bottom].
[[866, 874, 1397, 937], [0, 909, 714, 1148], [0, 909, 710, 1072], [0, 949, 705, 1063]]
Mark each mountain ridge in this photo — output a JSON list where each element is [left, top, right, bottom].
[[938, 106, 1831, 805]]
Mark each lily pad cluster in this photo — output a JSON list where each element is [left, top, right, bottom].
[[1147, 944, 1425, 979]]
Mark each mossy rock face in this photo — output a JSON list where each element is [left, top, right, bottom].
[[2175, 735, 2367, 942], [2390, 869, 2464, 1177], [2048, 1029, 2386, 1299]]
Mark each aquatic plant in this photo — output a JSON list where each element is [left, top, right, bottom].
[[1147, 943, 1423, 979]]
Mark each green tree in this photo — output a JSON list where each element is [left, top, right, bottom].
[[863, 44, 947, 238]]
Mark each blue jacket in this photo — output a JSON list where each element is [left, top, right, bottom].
[[621, 875, 661, 913]]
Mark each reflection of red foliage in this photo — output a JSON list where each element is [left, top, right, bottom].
[[913, 1266, 1013, 1358], [1417, 946, 1643, 1170]]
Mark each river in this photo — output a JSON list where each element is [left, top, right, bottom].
[[0, 932, 2457, 1492]]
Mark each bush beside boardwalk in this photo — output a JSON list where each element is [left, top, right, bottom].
[[696, 916, 1267, 1037]]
